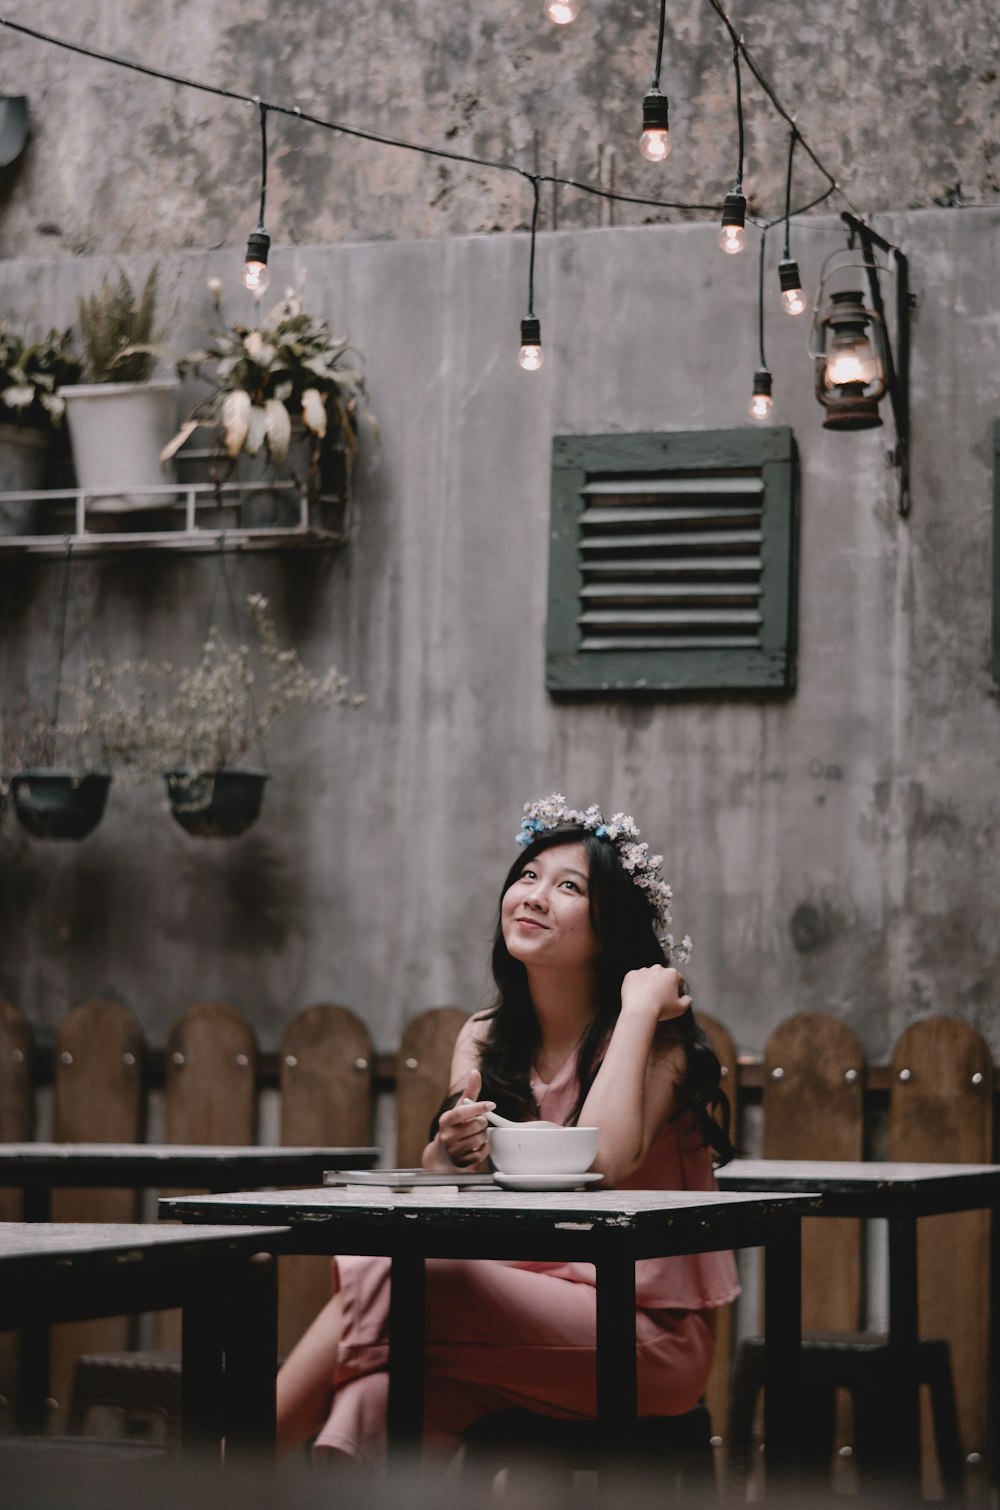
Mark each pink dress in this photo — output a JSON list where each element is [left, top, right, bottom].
[[313, 1046, 740, 1465]]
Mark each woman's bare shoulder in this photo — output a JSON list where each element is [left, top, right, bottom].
[[457, 1010, 492, 1049]]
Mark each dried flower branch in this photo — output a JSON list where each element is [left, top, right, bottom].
[[60, 594, 360, 780]]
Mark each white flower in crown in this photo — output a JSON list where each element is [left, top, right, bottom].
[[515, 792, 691, 961]]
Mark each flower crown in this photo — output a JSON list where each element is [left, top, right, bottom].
[[515, 793, 692, 963]]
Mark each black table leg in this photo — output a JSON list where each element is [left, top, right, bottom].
[[595, 1252, 636, 1457], [15, 1185, 53, 1432], [182, 1270, 226, 1458], [887, 1210, 921, 1489], [763, 1213, 803, 1480], [223, 1250, 279, 1462], [989, 1202, 999, 1487], [387, 1252, 425, 1471]]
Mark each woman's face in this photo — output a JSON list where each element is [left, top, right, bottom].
[[501, 841, 601, 971]]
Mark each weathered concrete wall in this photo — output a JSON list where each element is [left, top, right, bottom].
[[0, 0, 996, 265], [0, 206, 997, 1064]]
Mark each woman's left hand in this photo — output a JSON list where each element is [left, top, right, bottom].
[[620, 965, 692, 1023]]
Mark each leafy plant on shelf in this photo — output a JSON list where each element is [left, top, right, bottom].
[[0, 324, 81, 430], [164, 292, 370, 485], [76, 266, 160, 384], [62, 592, 360, 782]]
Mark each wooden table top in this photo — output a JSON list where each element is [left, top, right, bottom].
[[0, 1220, 290, 1264], [0, 1142, 380, 1185], [160, 1184, 821, 1262], [717, 1158, 1000, 1214]]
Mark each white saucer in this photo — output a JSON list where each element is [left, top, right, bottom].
[[493, 1172, 603, 1192]]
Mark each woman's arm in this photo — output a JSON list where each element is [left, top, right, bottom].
[[578, 965, 691, 1187], [420, 1013, 495, 1172]]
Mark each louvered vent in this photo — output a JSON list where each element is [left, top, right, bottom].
[[577, 473, 764, 651]]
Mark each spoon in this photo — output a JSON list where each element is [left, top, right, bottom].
[[462, 1099, 562, 1131]]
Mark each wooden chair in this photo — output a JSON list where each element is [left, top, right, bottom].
[[726, 1012, 866, 1496], [51, 1000, 145, 1430], [462, 1404, 717, 1501], [67, 999, 256, 1445], [278, 1003, 374, 1358]]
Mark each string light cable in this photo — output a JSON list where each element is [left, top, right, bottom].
[[777, 126, 806, 313], [639, 0, 671, 163], [242, 101, 271, 295], [0, 4, 877, 416], [518, 177, 544, 370], [0, 11, 854, 234], [703, 0, 863, 223], [749, 225, 773, 419], [718, 34, 747, 254]]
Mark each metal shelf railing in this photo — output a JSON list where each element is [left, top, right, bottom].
[[0, 479, 349, 555]]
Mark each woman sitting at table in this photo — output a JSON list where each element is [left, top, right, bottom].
[[276, 794, 739, 1465]]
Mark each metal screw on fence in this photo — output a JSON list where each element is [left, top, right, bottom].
[[898, 1068, 912, 1081], [770, 1066, 784, 1080], [172, 1052, 186, 1066], [235, 1053, 249, 1068], [405, 1057, 419, 1071], [844, 1068, 858, 1083], [11, 1048, 23, 1063], [971, 1071, 984, 1086], [285, 1054, 298, 1068], [122, 1052, 136, 1066], [60, 1052, 73, 1066], [354, 1057, 368, 1071]]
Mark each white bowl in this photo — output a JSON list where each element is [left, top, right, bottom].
[[489, 1125, 598, 1177]]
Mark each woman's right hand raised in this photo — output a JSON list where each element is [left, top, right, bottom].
[[620, 964, 693, 1023], [436, 1070, 495, 1168]]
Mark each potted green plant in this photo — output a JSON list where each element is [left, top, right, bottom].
[[0, 324, 81, 533], [165, 292, 370, 531], [65, 592, 358, 838], [59, 265, 179, 514]]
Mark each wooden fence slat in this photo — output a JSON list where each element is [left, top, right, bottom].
[[0, 1001, 33, 1414], [277, 1004, 375, 1357], [697, 1011, 739, 1471], [763, 1012, 865, 1333], [0, 1000, 32, 1147], [163, 1000, 257, 1146], [889, 1015, 994, 1481], [154, 1001, 258, 1350], [395, 1008, 468, 1168], [50, 999, 145, 1424]]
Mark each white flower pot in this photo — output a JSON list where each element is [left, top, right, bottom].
[[60, 378, 179, 513]]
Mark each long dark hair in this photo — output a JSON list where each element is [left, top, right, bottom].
[[472, 825, 734, 1164]]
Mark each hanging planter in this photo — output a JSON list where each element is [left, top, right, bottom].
[[4, 545, 112, 841], [164, 768, 267, 839], [60, 551, 358, 839], [11, 769, 111, 840]]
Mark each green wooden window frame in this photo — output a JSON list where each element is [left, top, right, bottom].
[[993, 421, 1000, 684], [546, 427, 798, 694]]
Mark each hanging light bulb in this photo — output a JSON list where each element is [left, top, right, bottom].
[[719, 190, 746, 255], [544, 0, 580, 22], [778, 258, 806, 316], [639, 88, 671, 163], [518, 316, 543, 371], [241, 227, 271, 296], [748, 367, 773, 421]]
